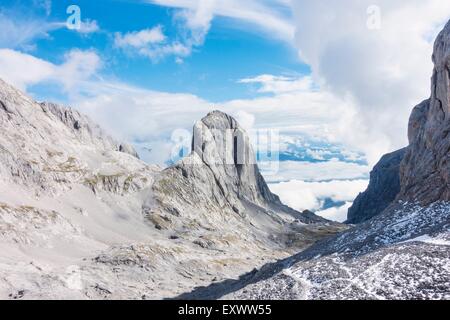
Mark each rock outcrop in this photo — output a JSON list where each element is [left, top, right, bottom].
[[40, 102, 139, 159], [153, 111, 324, 227], [223, 19, 450, 302], [346, 148, 406, 224], [398, 21, 450, 204]]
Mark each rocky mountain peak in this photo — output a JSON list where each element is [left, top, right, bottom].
[[191, 110, 280, 206], [153, 109, 325, 233]]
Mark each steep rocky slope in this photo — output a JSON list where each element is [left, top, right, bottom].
[[346, 148, 406, 224], [398, 22, 450, 203], [210, 20, 450, 301], [0, 80, 343, 299], [347, 21, 450, 224]]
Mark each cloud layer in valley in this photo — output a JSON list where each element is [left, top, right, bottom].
[[269, 179, 369, 222]]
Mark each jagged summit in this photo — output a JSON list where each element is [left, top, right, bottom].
[[193, 109, 281, 206], [154, 109, 324, 227]]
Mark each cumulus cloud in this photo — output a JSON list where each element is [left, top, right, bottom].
[[0, 49, 101, 92], [115, 26, 166, 48], [115, 1, 217, 61], [141, 1, 450, 165], [78, 20, 100, 34], [0, 47, 371, 174], [290, 0, 450, 163], [114, 24, 195, 61], [67, 81, 214, 164], [131, 0, 296, 61]]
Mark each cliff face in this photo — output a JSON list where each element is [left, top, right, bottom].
[[347, 21, 450, 223], [346, 148, 406, 224], [217, 22, 450, 301], [399, 21, 450, 204]]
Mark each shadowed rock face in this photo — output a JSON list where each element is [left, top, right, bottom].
[[399, 21, 450, 204], [346, 148, 406, 224]]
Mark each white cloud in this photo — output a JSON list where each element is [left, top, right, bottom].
[[0, 49, 101, 92], [69, 81, 214, 165], [133, 0, 295, 61], [173, 0, 215, 47], [140, 1, 450, 165], [263, 160, 369, 183], [33, 0, 52, 16], [149, 0, 295, 42], [269, 179, 369, 222], [57, 50, 102, 90], [78, 20, 100, 34], [139, 42, 191, 61], [0, 11, 56, 50], [114, 24, 194, 61], [290, 0, 450, 163], [115, 26, 166, 48], [114, 1, 218, 61], [234, 110, 255, 130], [316, 203, 353, 223], [65, 73, 367, 167], [239, 74, 314, 94], [0, 5, 99, 50]]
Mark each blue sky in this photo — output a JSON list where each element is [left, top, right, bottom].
[[1, 0, 449, 220], [4, 0, 308, 102]]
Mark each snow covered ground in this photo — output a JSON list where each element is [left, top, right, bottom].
[[223, 202, 450, 300]]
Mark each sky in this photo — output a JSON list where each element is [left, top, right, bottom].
[[1, 0, 449, 221]]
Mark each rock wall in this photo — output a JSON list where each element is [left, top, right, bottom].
[[346, 148, 406, 224], [399, 21, 450, 204], [347, 20, 450, 223]]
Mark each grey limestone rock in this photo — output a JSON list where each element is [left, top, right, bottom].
[[346, 148, 406, 224], [154, 110, 325, 226], [398, 21, 450, 204]]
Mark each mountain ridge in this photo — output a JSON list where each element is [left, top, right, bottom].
[[0, 79, 344, 299]]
